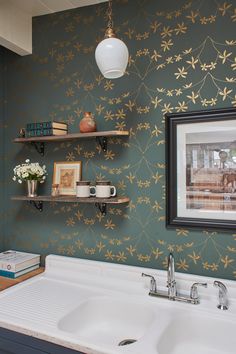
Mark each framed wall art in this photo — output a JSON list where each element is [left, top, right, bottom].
[[53, 161, 82, 195], [166, 107, 236, 231]]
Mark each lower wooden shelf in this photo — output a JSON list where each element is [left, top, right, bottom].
[[11, 195, 130, 215], [11, 195, 129, 204], [0, 267, 44, 292]]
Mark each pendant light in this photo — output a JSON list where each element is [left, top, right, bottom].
[[95, 0, 129, 79]]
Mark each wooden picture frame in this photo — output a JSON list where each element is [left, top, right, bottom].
[[166, 107, 236, 231], [53, 161, 82, 195]]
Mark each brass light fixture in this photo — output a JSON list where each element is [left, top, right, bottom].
[[95, 0, 129, 79]]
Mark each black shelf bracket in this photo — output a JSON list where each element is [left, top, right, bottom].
[[29, 200, 43, 212], [95, 202, 107, 216], [96, 137, 108, 152], [30, 142, 45, 156]]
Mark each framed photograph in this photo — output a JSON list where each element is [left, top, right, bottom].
[[53, 161, 82, 195], [166, 108, 236, 231]]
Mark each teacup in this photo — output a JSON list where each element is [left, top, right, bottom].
[[76, 181, 95, 198], [93, 181, 116, 198]]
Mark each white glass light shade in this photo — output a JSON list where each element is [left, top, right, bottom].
[[95, 37, 129, 79]]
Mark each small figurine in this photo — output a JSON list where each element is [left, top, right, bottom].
[[19, 128, 26, 138]]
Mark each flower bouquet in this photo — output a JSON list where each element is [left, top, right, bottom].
[[13, 159, 47, 197]]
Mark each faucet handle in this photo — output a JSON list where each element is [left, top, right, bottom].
[[142, 273, 157, 293], [214, 280, 228, 310], [190, 282, 207, 301]]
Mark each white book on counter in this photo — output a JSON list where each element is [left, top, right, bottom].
[[0, 250, 40, 272], [0, 264, 40, 278]]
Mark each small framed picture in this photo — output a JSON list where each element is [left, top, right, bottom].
[[166, 107, 236, 231], [53, 161, 82, 195]]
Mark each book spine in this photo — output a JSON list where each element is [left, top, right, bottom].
[[27, 129, 47, 137], [27, 129, 66, 137], [0, 262, 19, 272], [26, 121, 68, 131], [0, 270, 16, 278], [0, 258, 40, 272], [26, 122, 53, 130], [0, 264, 39, 278]]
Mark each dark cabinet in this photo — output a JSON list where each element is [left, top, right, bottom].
[[0, 327, 84, 354]]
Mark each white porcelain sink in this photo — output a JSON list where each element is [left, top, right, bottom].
[[0, 255, 235, 354], [58, 296, 155, 347], [157, 312, 236, 354], [58, 294, 236, 354]]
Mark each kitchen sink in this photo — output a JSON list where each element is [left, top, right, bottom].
[[58, 296, 155, 347], [0, 255, 235, 354], [157, 313, 236, 354]]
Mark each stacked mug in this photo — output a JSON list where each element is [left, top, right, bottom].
[[76, 181, 116, 198]]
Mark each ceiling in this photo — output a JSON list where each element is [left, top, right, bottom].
[[9, 0, 108, 17], [0, 0, 108, 55]]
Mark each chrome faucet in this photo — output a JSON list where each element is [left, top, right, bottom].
[[167, 253, 177, 298], [214, 280, 228, 310], [142, 253, 207, 305], [142, 273, 157, 293], [190, 282, 207, 304]]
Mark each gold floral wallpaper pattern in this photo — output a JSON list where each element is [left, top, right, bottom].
[[2, 0, 236, 279]]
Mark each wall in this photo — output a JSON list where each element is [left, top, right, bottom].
[[3, 0, 236, 279]]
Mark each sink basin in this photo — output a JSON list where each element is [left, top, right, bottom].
[[157, 313, 236, 354], [0, 254, 236, 354], [58, 296, 155, 347]]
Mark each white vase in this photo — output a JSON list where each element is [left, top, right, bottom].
[[26, 180, 38, 197]]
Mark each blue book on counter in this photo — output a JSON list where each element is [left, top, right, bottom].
[[0, 264, 40, 279]]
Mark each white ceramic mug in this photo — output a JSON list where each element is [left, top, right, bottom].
[[76, 181, 95, 198], [94, 181, 116, 198]]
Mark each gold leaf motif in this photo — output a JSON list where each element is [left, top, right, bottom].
[[176, 229, 189, 236], [176, 259, 189, 271], [105, 219, 116, 230], [152, 248, 163, 259], [221, 256, 234, 268], [174, 67, 188, 79], [219, 50, 232, 63], [218, 2, 232, 16], [161, 39, 174, 51], [188, 252, 201, 264], [186, 11, 199, 23]]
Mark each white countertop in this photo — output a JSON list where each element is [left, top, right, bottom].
[[0, 255, 235, 354]]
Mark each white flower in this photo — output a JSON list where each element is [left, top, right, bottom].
[[13, 160, 47, 183]]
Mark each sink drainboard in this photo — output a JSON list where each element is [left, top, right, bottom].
[[118, 339, 137, 346]]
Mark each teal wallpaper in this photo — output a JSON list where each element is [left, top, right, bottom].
[[2, 0, 236, 279]]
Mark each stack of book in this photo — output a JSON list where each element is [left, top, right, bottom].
[[26, 121, 68, 137], [0, 250, 40, 278]]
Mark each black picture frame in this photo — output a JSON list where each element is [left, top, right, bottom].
[[166, 107, 236, 231]]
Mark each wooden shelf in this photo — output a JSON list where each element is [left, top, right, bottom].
[[13, 130, 129, 155], [11, 195, 130, 214], [12, 195, 130, 204], [13, 130, 129, 143]]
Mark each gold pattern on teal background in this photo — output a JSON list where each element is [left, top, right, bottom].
[[1, 0, 236, 279]]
